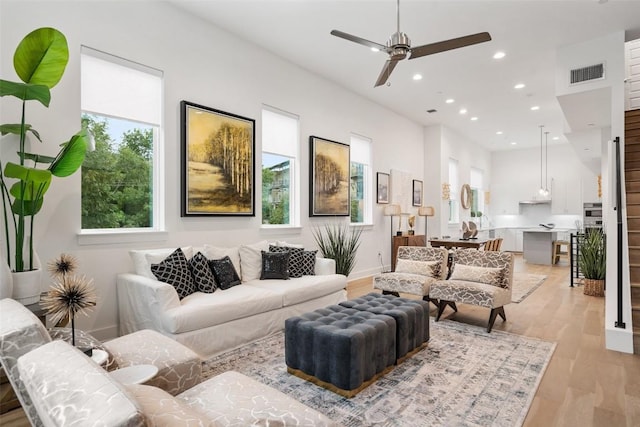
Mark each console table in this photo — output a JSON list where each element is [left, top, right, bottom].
[[392, 234, 425, 271]]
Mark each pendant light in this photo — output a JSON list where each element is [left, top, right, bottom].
[[544, 131, 550, 197], [538, 125, 545, 196]]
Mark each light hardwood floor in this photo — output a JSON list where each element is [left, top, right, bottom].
[[2, 255, 638, 426]]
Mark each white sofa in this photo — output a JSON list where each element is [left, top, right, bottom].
[[117, 241, 348, 357]]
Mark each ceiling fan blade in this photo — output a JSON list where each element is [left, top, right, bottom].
[[331, 30, 387, 52], [374, 59, 399, 87], [409, 32, 492, 59]]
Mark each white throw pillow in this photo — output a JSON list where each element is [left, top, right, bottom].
[[450, 264, 504, 287], [395, 259, 439, 277], [276, 241, 304, 249], [203, 244, 242, 276], [130, 247, 193, 279], [239, 241, 269, 282]]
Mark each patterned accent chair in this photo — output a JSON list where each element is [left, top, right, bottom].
[[430, 249, 514, 333], [0, 298, 202, 426], [18, 340, 337, 426], [373, 246, 449, 307]]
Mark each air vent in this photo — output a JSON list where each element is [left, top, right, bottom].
[[570, 63, 605, 85], [426, 109, 437, 114]]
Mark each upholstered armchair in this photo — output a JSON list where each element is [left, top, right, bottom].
[[0, 298, 202, 426], [373, 246, 449, 306], [429, 249, 514, 332]]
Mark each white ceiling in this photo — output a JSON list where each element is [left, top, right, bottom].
[[169, 0, 640, 151]]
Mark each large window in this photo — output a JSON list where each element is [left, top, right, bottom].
[[448, 158, 459, 223], [80, 47, 163, 231], [261, 107, 299, 226], [350, 134, 372, 224], [470, 167, 484, 219]]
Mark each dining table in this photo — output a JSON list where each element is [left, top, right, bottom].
[[429, 237, 489, 250]]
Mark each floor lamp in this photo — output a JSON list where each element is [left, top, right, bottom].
[[384, 204, 401, 267], [418, 206, 435, 246]]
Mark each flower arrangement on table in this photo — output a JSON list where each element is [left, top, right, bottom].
[[40, 254, 96, 346]]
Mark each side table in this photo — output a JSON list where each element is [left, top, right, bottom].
[[110, 365, 158, 385], [391, 234, 426, 271]]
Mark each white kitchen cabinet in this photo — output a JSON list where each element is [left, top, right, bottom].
[[497, 228, 523, 252], [514, 229, 524, 252], [551, 176, 582, 215]]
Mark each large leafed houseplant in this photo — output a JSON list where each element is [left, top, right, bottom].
[[0, 27, 89, 280]]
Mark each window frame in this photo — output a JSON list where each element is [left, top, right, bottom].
[[79, 47, 164, 241], [260, 106, 300, 228]]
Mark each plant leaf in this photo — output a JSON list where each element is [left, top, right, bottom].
[[14, 27, 69, 88], [20, 152, 56, 164], [0, 80, 51, 106], [49, 131, 88, 177], [10, 196, 44, 216], [4, 163, 52, 200], [0, 123, 42, 142]]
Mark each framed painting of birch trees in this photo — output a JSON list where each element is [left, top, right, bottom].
[[180, 101, 255, 216], [309, 136, 350, 216]]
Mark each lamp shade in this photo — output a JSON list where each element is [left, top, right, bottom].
[[418, 206, 435, 217], [384, 204, 401, 216]]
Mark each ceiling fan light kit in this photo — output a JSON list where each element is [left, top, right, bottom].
[[330, 0, 492, 87]]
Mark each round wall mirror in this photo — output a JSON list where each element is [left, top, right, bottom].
[[461, 184, 472, 210]]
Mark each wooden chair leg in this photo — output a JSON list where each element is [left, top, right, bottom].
[[447, 301, 458, 312], [436, 300, 450, 321], [382, 290, 400, 297], [487, 306, 506, 333], [423, 295, 439, 309]]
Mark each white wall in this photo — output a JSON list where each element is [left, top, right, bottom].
[[491, 142, 598, 227], [436, 126, 492, 236], [0, 1, 426, 339]]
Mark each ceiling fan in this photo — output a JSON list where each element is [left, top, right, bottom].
[[331, 0, 492, 87]]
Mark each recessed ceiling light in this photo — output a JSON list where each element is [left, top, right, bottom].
[[514, 83, 525, 89], [493, 51, 506, 59], [459, 108, 467, 115], [470, 117, 478, 121], [445, 98, 455, 104], [371, 47, 380, 52], [496, 131, 503, 135], [552, 136, 559, 140], [413, 73, 423, 81], [511, 142, 517, 145], [530, 106, 540, 111]]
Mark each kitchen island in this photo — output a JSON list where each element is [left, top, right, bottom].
[[522, 227, 574, 265]]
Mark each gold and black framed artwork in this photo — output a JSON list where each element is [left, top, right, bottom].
[[309, 136, 350, 216], [180, 101, 255, 216]]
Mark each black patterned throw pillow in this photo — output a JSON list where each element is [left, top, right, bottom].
[[298, 250, 317, 276], [269, 245, 305, 278], [188, 251, 217, 293], [150, 248, 197, 299], [260, 250, 290, 280], [208, 256, 242, 290]]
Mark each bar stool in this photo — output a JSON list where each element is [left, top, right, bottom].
[[552, 240, 570, 264]]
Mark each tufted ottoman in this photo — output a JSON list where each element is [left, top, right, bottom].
[[285, 305, 396, 397], [339, 293, 430, 361]]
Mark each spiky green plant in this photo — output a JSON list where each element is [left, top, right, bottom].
[[312, 223, 362, 277], [578, 229, 606, 280]]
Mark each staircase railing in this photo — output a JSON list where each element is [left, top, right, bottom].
[[614, 136, 626, 329]]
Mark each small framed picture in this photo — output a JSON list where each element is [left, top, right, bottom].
[[412, 179, 423, 207], [377, 172, 390, 204]]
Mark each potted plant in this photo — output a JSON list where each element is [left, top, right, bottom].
[[312, 223, 362, 277], [0, 27, 89, 304], [578, 228, 606, 297]]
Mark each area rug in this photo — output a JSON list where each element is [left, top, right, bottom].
[[511, 273, 547, 303], [202, 320, 555, 427]]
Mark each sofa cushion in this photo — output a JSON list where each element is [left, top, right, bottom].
[[17, 340, 145, 427], [244, 274, 347, 307], [260, 250, 290, 280], [125, 384, 213, 426], [239, 240, 269, 282], [162, 285, 283, 334], [203, 245, 241, 277], [130, 246, 193, 279], [151, 248, 197, 299], [208, 256, 241, 290], [430, 279, 511, 309], [188, 251, 217, 293]]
